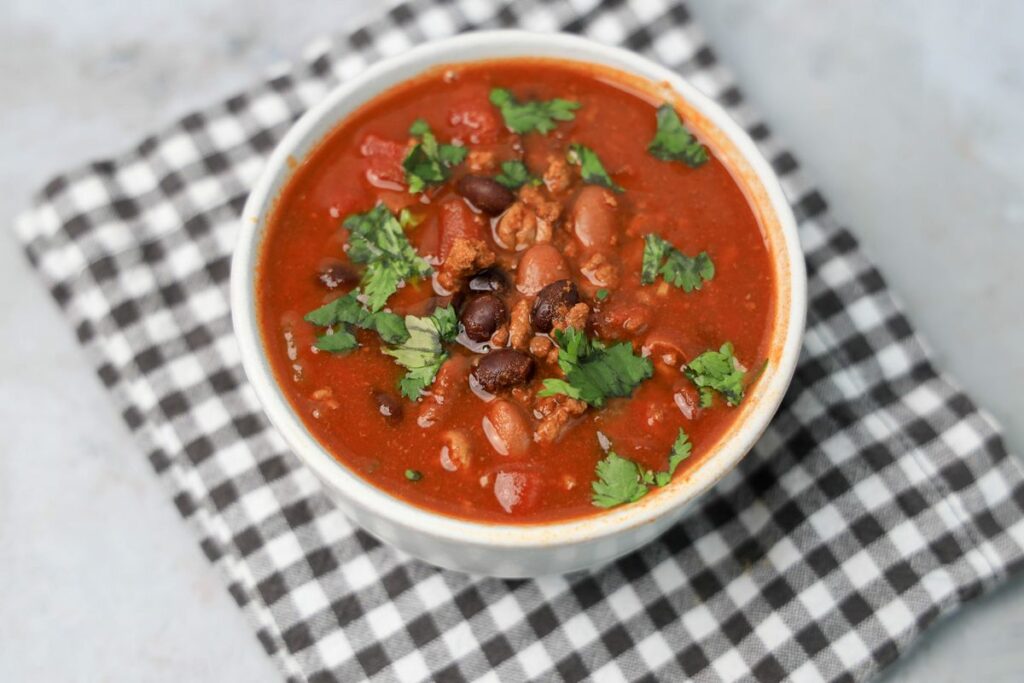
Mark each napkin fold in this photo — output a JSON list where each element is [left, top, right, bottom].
[[15, 0, 1024, 681]]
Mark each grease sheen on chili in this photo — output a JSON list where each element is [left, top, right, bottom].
[[256, 59, 775, 523]]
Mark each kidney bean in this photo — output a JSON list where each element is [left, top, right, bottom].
[[570, 185, 619, 250], [483, 400, 531, 457], [468, 267, 510, 293], [492, 468, 542, 514], [417, 356, 470, 428], [316, 259, 360, 289], [516, 244, 570, 295], [440, 430, 472, 471], [439, 198, 485, 260], [372, 389, 403, 424], [457, 175, 517, 216], [531, 279, 581, 333], [472, 349, 535, 393], [460, 293, 508, 342]]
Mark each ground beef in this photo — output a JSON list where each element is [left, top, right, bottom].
[[437, 237, 496, 291], [533, 393, 588, 443], [543, 156, 572, 194], [580, 252, 621, 290], [467, 149, 497, 173], [508, 299, 533, 350], [495, 202, 541, 250], [520, 185, 562, 224], [494, 185, 562, 250], [552, 302, 590, 332]]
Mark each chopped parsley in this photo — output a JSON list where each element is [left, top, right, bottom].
[[685, 342, 746, 407], [567, 143, 623, 193], [641, 233, 715, 292], [383, 305, 459, 400], [592, 429, 693, 508], [488, 88, 580, 135], [404, 469, 423, 482], [304, 289, 409, 353], [538, 327, 652, 408], [343, 204, 432, 311], [403, 118, 467, 193], [494, 159, 540, 189], [647, 104, 709, 168]]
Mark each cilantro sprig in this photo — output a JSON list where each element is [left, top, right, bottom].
[[685, 342, 746, 407], [641, 233, 715, 293], [403, 118, 467, 193], [592, 429, 693, 508], [567, 143, 623, 193], [383, 305, 459, 400], [538, 328, 652, 408], [343, 204, 432, 311], [489, 88, 580, 135], [655, 429, 692, 487], [494, 160, 541, 189], [304, 289, 409, 353], [648, 104, 709, 168], [592, 452, 649, 508]]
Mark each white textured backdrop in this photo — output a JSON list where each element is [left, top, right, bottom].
[[1, 1, 1021, 680]]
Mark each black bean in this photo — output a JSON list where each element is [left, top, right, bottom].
[[372, 389, 403, 424], [317, 259, 360, 290], [531, 279, 580, 333], [460, 293, 508, 343], [468, 267, 510, 294], [457, 175, 516, 216], [473, 349, 535, 393]]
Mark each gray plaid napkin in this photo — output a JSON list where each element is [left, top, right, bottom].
[[14, 1, 1024, 681]]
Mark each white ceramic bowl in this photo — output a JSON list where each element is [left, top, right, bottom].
[[231, 30, 806, 577]]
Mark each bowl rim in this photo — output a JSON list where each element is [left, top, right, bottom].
[[231, 29, 806, 549]]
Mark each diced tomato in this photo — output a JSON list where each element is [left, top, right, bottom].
[[360, 134, 407, 188], [597, 382, 682, 461], [377, 190, 418, 215], [448, 100, 500, 143], [438, 198, 485, 260]]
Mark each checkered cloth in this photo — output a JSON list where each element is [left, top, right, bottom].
[[15, 0, 1024, 681]]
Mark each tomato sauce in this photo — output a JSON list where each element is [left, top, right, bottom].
[[256, 59, 775, 523]]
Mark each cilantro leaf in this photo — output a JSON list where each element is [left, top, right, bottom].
[[593, 429, 695, 507], [648, 104, 709, 168], [403, 119, 467, 193], [641, 233, 714, 292], [489, 88, 580, 135], [640, 234, 668, 285], [304, 289, 410, 352], [313, 328, 358, 353], [595, 288, 609, 301], [369, 309, 410, 345], [428, 304, 459, 343], [685, 342, 746, 407], [592, 451, 650, 508], [382, 305, 458, 400], [538, 328, 652, 407], [567, 143, 623, 193], [536, 378, 583, 401], [494, 160, 540, 189], [343, 204, 432, 311], [654, 429, 692, 487]]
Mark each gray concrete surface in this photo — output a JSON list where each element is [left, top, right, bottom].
[[1, 1, 1021, 681]]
